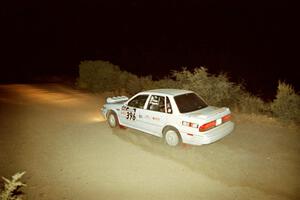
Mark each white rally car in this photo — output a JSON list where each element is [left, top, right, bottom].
[[101, 89, 234, 146]]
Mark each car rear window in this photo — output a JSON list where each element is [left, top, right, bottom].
[[174, 93, 208, 113]]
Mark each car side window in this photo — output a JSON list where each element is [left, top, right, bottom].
[[147, 95, 165, 112], [127, 95, 149, 109], [166, 97, 172, 114]]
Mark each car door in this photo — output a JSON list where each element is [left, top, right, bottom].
[[138, 95, 169, 136], [119, 94, 149, 129]]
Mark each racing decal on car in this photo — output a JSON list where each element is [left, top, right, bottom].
[[152, 116, 160, 121], [121, 106, 128, 116], [126, 108, 136, 121], [144, 115, 160, 121]]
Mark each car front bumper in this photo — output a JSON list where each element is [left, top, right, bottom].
[[100, 107, 107, 119], [182, 121, 234, 145]]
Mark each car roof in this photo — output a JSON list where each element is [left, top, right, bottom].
[[142, 89, 193, 96]]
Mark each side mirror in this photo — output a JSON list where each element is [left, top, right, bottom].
[[167, 108, 172, 114]]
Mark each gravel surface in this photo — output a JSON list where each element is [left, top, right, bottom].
[[0, 84, 299, 200]]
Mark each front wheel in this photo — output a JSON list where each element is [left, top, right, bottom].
[[164, 128, 181, 147], [107, 112, 119, 128]]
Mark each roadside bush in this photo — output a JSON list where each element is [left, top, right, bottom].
[[77, 60, 266, 111], [77, 60, 123, 92], [271, 81, 300, 123], [125, 76, 178, 95], [172, 67, 245, 107], [125, 75, 151, 95], [0, 172, 26, 200], [77, 60, 179, 95], [142, 77, 178, 91], [235, 93, 270, 114], [77, 60, 300, 121]]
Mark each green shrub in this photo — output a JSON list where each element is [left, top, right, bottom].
[[235, 93, 270, 114], [141, 77, 178, 91], [0, 172, 26, 200], [77, 60, 300, 122], [271, 81, 300, 123], [77, 60, 179, 95], [77, 60, 123, 92], [154, 78, 179, 89], [125, 74, 146, 95], [172, 67, 245, 107]]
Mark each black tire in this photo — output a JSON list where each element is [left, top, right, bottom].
[[163, 127, 182, 147], [107, 111, 119, 128]]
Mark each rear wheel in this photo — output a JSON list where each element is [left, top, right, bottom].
[[164, 128, 181, 147], [107, 112, 119, 128]]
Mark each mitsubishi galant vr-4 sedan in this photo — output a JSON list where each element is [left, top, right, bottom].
[[101, 89, 234, 146]]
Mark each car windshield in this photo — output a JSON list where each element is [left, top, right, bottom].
[[174, 93, 208, 113]]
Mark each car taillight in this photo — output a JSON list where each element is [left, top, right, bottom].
[[199, 120, 216, 132], [222, 114, 231, 122], [182, 121, 199, 128]]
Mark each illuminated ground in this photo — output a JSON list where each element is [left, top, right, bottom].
[[0, 84, 299, 200]]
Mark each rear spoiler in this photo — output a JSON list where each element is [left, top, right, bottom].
[[106, 96, 128, 104]]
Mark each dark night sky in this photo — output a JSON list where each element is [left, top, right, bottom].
[[1, 0, 299, 99]]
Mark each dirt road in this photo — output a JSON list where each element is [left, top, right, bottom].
[[0, 84, 299, 200]]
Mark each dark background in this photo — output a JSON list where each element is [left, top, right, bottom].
[[1, 0, 298, 100]]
